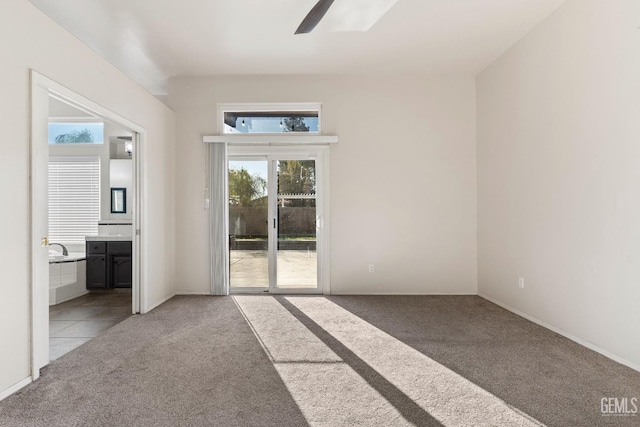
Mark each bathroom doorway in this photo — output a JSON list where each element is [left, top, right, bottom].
[[30, 71, 145, 378]]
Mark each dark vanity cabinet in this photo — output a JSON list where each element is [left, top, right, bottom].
[[109, 242, 132, 288], [86, 241, 132, 289], [86, 242, 107, 289]]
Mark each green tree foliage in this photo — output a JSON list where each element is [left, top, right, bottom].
[[283, 117, 310, 133], [229, 168, 266, 207], [278, 160, 316, 207], [54, 129, 94, 143]]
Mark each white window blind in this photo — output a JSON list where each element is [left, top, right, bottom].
[[48, 157, 100, 244]]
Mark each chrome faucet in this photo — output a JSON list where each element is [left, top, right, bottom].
[[49, 243, 68, 256]]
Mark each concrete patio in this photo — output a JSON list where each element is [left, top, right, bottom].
[[230, 249, 317, 289]]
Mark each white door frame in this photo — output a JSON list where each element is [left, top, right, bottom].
[[30, 70, 145, 379], [227, 145, 331, 295], [227, 155, 269, 293]]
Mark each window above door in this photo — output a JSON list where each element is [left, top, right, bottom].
[[219, 103, 321, 135]]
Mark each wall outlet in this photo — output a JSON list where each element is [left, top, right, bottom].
[[368, 264, 375, 273], [518, 277, 525, 289]]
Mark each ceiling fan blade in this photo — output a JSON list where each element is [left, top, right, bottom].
[[295, 0, 335, 34]]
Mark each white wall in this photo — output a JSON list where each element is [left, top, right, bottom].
[[0, 0, 176, 397], [104, 122, 133, 221], [168, 75, 477, 295], [477, 0, 640, 368]]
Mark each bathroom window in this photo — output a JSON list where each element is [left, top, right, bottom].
[[48, 122, 104, 144], [48, 157, 100, 244]]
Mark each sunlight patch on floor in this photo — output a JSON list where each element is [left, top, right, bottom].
[[234, 296, 339, 363], [285, 297, 544, 427], [234, 296, 411, 426]]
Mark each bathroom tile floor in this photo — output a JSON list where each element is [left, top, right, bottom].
[[49, 290, 132, 361]]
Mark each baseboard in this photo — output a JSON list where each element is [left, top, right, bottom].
[[0, 377, 32, 402], [174, 291, 478, 296], [144, 292, 176, 313], [479, 293, 640, 373], [175, 291, 214, 295], [329, 292, 477, 296]]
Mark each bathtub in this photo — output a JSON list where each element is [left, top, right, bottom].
[[49, 252, 88, 305]]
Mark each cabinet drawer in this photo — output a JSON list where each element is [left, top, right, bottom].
[[86, 241, 106, 254], [108, 241, 132, 255]]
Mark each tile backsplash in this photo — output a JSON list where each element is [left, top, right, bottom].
[[97, 223, 132, 236]]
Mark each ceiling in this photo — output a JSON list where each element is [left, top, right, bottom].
[[30, 0, 566, 95]]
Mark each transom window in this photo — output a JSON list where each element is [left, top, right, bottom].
[[220, 104, 321, 135], [48, 121, 104, 144]]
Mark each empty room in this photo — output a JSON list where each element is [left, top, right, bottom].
[[1, 0, 639, 426]]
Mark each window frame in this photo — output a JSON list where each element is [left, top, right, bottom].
[[48, 118, 105, 145]]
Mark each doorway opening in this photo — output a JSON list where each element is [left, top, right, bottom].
[[206, 104, 335, 296], [31, 71, 144, 378], [224, 146, 329, 295], [229, 156, 319, 293]]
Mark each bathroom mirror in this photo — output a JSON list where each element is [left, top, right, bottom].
[[111, 188, 126, 213]]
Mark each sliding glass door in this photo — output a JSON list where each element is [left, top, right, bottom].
[[229, 152, 322, 293], [228, 159, 269, 289], [274, 159, 317, 290]]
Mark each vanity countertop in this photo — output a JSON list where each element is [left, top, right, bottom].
[[85, 235, 132, 242], [98, 220, 132, 225]]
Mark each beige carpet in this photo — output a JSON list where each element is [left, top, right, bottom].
[[0, 295, 638, 426]]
